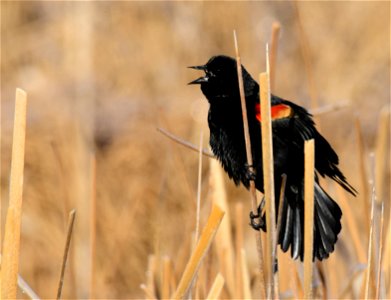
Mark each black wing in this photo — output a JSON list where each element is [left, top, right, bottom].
[[281, 98, 357, 196]]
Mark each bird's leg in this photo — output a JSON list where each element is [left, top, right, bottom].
[[249, 198, 265, 230], [244, 162, 256, 182]]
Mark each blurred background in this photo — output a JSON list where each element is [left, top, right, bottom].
[[1, 1, 390, 299]]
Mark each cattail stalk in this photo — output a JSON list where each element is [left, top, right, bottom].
[[1, 89, 27, 300], [303, 139, 315, 299], [233, 30, 267, 299]]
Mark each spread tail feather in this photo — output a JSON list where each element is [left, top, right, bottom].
[[260, 181, 342, 261]]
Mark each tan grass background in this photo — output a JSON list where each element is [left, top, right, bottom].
[[1, 2, 390, 299]]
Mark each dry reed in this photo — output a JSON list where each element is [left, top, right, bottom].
[[260, 68, 277, 299], [240, 248, 252, 299], [56, 209, 76, 300], [161, 256, 172, 299], [233, 30, 267, 299], [145, 255, 157, 299], [172, 204, 225, 299], [205, 273, 224, 300], [374, 107, 390, 203], [209, 158, 235, 297], [354, 117, 370, 230], [17, 274, 41, 300], [157, 127, 214, 158], [1, 88, 27, 300], [364, 185, 376, 300], [375, 201, 385, 299], [0, 253, 41, 300], [303, 139, 315, 299], [89, 153, 97, 298], [195, 131, 204, 243]]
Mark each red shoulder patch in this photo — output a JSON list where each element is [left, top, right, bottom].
[[256, 103, 293, 122]]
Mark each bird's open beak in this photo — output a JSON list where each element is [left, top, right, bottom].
[[188, 65, 208, 85], [188, 76, 208, 85], [188, 65, 206, 70]]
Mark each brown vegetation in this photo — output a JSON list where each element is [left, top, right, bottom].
[[1, 2, 390, 299]]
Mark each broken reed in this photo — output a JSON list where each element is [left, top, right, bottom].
[[259, 68, 277, 299], [1, 89, 27, 300], [172, 204, 225, 299], [304, 139, 315, 299]]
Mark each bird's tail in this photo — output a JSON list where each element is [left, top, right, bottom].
[[312, 183, 342, 260], [260, 181, 342, 261]]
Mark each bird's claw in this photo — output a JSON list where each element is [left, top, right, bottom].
[[249, 210, 263, 230], [249, 200, 265, 230], [244, 163, 256, 181]]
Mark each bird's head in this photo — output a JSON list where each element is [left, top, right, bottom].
[[188, 55, 257, 102]]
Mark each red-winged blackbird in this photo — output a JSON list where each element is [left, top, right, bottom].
[[189, 55, 356, 261]]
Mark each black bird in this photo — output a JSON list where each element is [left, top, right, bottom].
[[189, 55, 356, 261]]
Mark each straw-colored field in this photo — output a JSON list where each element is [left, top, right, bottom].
[[1, 2, 390, 299]]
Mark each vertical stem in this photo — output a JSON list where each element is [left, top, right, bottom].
[[210, 158, 235, 297], [303, 139, 315, 299], [89, 153, 96, 298], [375, 108, 389, 203], [195, 131, 203, 243], [1, 88, 27, 300], [161, 256, 171, 300], [260, 68, 276, 299], [64, 2, 95, 297], [375, 201, 385, 299], [233, 30, 267, 299], [364, 185, 376, 300], [57, 210, 77, 300], [354, 117, 370, 232]]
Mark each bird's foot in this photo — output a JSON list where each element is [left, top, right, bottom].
[[249, 200, 265, 230], [244, 162, 256, 182], [249, 211, 263, 230], [273, 258, 278, 273]]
